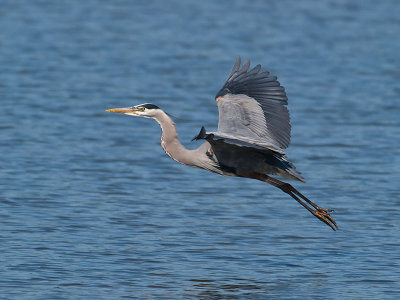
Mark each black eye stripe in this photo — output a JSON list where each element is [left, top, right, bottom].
[[137, 103, 159, 110]]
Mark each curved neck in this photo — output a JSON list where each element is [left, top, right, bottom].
[[154, 110, 193, 166]]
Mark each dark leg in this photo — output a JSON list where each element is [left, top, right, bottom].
[[251, 173, 338, 230]]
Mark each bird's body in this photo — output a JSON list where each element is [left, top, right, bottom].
[[154, 108, 299, 180], [107, 57, 337, 230]]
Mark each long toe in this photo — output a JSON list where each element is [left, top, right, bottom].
[[313, 210, 338, 231], [317, 207, 334, 213], [317, 208, 338, 229]]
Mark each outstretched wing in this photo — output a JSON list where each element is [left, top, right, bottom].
[[214, 57, 290, 151]]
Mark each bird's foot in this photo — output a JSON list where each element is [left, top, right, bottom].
[[312, 207, 338, 231], [252, 174, 339, 231]]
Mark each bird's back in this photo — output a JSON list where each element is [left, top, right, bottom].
[[203, 138, 304, 182]]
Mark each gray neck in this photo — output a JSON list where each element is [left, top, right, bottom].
[[153, 110, 195, 166]]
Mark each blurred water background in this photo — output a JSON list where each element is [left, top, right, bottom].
[[1, 0, 399, 299]]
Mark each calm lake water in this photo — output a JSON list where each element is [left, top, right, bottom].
[[1, 0, 400, 299]]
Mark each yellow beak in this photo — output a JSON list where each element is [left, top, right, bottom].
[[106, 107, 137, 114]]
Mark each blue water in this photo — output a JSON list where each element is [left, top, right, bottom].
[[1, 0, 400, 299]]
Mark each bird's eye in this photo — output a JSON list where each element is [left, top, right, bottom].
[[138, 107, 145, 111]]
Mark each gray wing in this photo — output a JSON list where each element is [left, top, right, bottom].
[[214, 57, 291, 151], [192, 126, 284, 155]]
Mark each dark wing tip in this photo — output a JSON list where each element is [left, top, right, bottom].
[[240, 59, 251, 73], [226, 56, 242, 82], [215, 57, 287, 106], [192, 126, 207, 141]]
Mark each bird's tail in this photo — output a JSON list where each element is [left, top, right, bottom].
[[271, 154, 306, 183]]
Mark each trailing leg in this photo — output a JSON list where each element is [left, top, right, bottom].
[[250, 173, 338, 230]]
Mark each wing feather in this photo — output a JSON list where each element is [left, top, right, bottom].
[[215, 57, 291, 150]]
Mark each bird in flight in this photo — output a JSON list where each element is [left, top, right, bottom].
[[107, 57, 337, 230]]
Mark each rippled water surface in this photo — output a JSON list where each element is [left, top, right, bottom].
[[1, 0, 400, 299]]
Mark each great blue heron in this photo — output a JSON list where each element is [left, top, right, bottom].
[[107, 57, 337, 230]]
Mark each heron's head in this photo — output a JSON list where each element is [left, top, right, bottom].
[[106, 103, 161, 119]]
